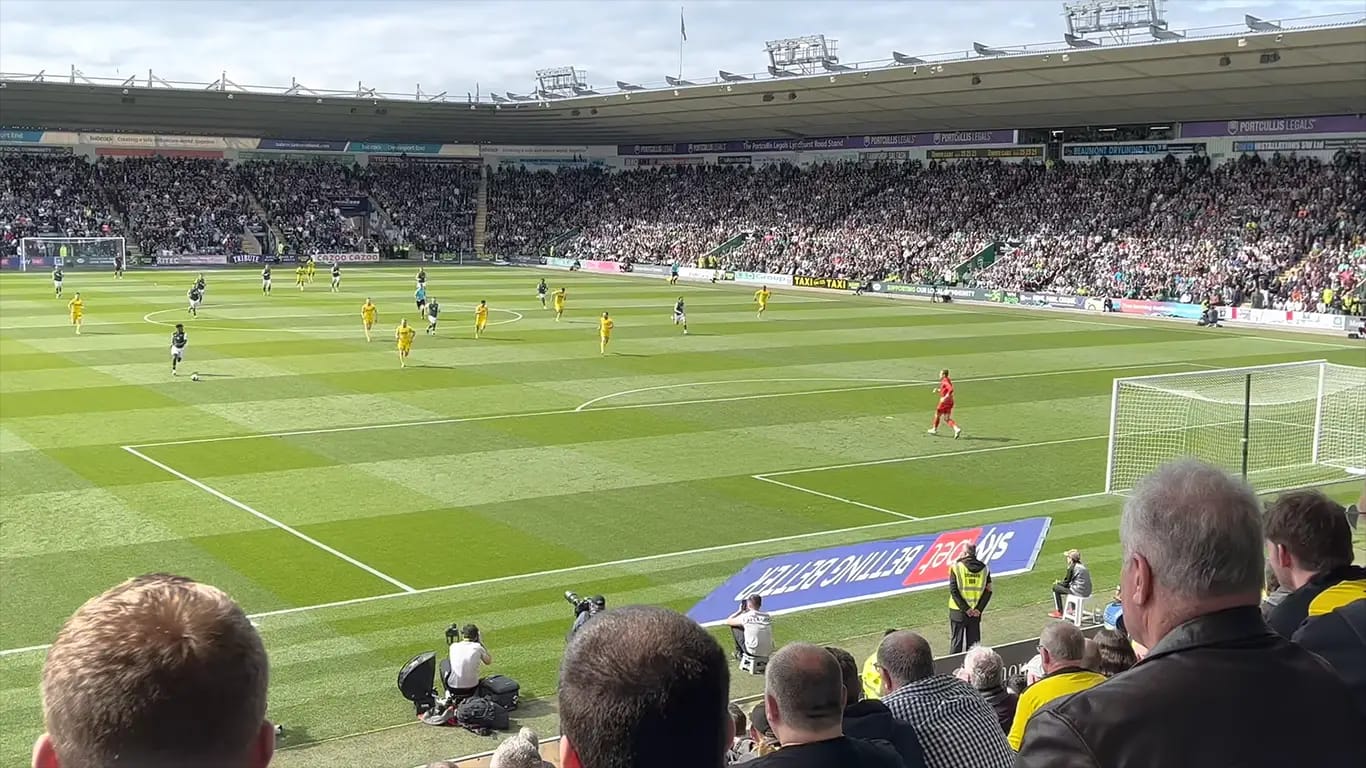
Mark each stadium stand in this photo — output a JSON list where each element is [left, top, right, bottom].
[[361, 160, 480, 256], [239, 158, 375, 256], [96, 157, 260, 256], [0, 155, 121, 256]]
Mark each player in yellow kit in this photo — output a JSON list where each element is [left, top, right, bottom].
[[295, 265, 306, 290], [475, 300, 489, 338], [599, 312, 614, 355], [553, 288, 567, 321], [305, 256, 316, 283], [755, 286, 771, 318], [395, 318, 415, 368], [361, 298, 378, 341], [67, 292, 84, 335]]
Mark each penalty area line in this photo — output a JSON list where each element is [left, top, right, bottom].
[[120, 445, 418, 595]]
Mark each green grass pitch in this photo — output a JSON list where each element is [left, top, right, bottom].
[[1, 266, 1362, 766]]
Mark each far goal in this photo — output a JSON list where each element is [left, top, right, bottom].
[[1105, 360, 1366, 493], [19, 236, 126, 270]]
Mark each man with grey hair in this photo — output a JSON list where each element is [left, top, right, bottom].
[[876, 631, 1013, 768], [1006, 622, 1104, 750], [750, 643, 902, 767], [958, 645, 1016, 735], [1018, 459, 1366, 767]]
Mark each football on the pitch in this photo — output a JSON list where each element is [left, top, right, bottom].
[[191, 374, 201, 381]]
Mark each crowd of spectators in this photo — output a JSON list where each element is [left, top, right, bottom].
[[2, 151, 1360, 311], [483, 152, 1363, 314], [239, 159, 374, 255], [0, 154, 121, 257], [361, 161, 480, 255], [97, 157, 259, 256]]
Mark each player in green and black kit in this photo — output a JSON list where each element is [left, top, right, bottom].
[[426, 299, 440, 335], [53, 266, 64, 297], [170, 324, 188, 376], [330, 263, 341, 292], [537, 278, 548, 309], [262, 265, 272, 294]]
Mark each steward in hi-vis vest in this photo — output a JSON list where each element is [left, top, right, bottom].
[[949, 543, 993, 654]]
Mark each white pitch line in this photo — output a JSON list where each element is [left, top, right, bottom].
[[120, 445, 418, 594], [574, 377, 921, 412], [753, 476, 920, 520], [757, 434, 1106, 478], [0, 487, 1115, 659], [126, 359, 1207, 449]]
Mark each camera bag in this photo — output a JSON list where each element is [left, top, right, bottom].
[[479, 675, 521, 711]]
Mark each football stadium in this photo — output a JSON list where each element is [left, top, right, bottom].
[[1, 3, 1365, 767]]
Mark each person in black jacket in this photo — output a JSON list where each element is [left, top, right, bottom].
[[1017, 460, 1365, 768], [948, 544, 992, 653], [1264, 489, 1365, 639], [826, 646, 926, 768], [750, 643, 903, 767]]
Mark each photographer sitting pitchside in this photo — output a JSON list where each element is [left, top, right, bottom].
[[447, 624, 492, 697]]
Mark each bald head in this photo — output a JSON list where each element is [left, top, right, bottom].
[[765, 643, 845, 733], [876, 630, 935, 689]]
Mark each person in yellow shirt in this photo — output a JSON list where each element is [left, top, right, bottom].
[[1007, 622, 1105, 750], [295, 265, 307, 290], [67, 292, 84, 335], [361, 298, 378, 342], [599, 312, 614, 355], [475, 300, 489, 338], [755, 286, 771, 318], [553, 288, 567, 322], [395, 318, 415, 368], [305, 256, 316, 283], [861, 629, 899, 701]]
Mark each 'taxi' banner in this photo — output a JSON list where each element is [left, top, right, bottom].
[[688, 517, 1051, 625]]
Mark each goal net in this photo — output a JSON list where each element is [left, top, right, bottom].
[[1105, 361, 1366, 493], [19, 237, 126, 270]]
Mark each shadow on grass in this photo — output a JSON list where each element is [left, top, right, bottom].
[[958, 435, 1015, 443]]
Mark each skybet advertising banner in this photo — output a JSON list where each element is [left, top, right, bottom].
[[688, 517, 1050, 625]]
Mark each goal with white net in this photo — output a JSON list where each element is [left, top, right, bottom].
[[18, 237, 126, 270], [1105, 360, 1366, 493]]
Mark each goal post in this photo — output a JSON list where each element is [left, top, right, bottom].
[[1105, 361, 1366, 493], [18, 237, 126, 271]]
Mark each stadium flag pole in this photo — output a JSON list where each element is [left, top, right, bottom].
[[1241, 372, 1253, 480], [679, 6, 686, 79]]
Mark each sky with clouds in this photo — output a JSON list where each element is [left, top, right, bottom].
[[0, 0, 1358, 97]]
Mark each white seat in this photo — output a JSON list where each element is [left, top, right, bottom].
[[738, 653, 768, 675], [1062, 594, 1092, 626]]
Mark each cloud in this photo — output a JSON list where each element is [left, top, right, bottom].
[[0, 0, 1346, 96]]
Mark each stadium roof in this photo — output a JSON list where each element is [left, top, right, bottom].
[[1, 21, 1363, 146]]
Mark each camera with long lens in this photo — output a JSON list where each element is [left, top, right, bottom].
[[564, 591, 605, 617]]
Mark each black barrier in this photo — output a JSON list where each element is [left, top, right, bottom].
[[931, 624, 1103, 678]]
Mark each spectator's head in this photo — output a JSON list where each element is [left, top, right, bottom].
[[1093, 628, 1138, 677], [460, 624, 480, 642], [748, 702, 773, 743], [1066, 548, 1082, 564], [875, 630, 935, 695], [558, 606, 729, 768], [1006, 671, 1030, 695], [34, 573, 272, 768], [763, 643, 846, 745], [1264, 489, 1352, 591], [1119, 459, 1263, 649], [823, 646, 861, 707], [1038, 621, 1088, 674], [489, 727, 546, 768], [727, 703, 746, 743], [745, 593, 763, 611], [961, 644, 1006, 692]]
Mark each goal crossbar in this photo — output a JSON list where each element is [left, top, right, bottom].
[[1105, 361, 1365, 493]]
